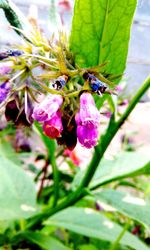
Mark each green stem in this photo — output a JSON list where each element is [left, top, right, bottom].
[[51, 156, 59, 207], [33, 122, 59, 207], [27, 76, 150, 229], [109, 222, 129, 250]]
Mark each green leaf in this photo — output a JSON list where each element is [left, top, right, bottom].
[[0, 156, 37, 220], [94, 189, 150, 229], [72, 152, 150, 190], [70, 0, 137, 79], [79, 244, 98, 250], [45, 207, 149, 250], [0, 138, 21, 165], [24, 231, 70, 250], [0, 0, 32, 37]]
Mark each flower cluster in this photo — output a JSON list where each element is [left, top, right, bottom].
[[32, 91, 100, 149], [0, 34, 116, 151]]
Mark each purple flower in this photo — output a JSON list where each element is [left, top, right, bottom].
[[75, 92, 100, 149], [0, 81, 11, 103], [32, 94, 63, 122], [76, 92, 100, 127], [77, 124, 98, 148], [43, 111, 63, 139], [0, 62, 13, 76]]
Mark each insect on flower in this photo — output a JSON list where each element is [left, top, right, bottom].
[[83, 72, 107, 96], [52, 75, 68, 90]]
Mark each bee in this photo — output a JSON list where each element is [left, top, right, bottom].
[[52, 75, 68, 90], [83, 72, 107, 96], [0, 50, 23, 60]]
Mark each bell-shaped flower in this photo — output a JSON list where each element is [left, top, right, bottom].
[[76, 92, 100, 127], [32, 94, 63, 122], [75, 92, 100, 149], [43, 111, 63, 139]]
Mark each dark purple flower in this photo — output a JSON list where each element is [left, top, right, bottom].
[[0, 81, 11, 103], [43, 111, 63, 139], [77, 123, 98, 148], [32, 94, 63, 122], [5, 99, 19, 122]]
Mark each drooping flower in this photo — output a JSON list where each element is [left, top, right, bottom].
[[43, 111, 63, 139], [0, 81, 11, 103], [32, 94, 63, 122], [75, 92, 100, 148]]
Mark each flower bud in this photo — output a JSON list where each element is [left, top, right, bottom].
[[32, 94, 63, 122], [5, 99, 19, 122], [43, 111, 63, 139], [83, 73, 107, 95]]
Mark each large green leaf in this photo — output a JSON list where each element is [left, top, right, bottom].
[[0, 156, 36, 220], [94, 189, 150, 229], [24, 231, 70, 250], [70, 0, 137, 77], [72, 152, 150, 190], [45, 207, 149, 250]]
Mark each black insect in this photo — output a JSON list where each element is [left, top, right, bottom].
[[52, 75, 68, 90], [83, 72, 107, 95], [0, 50, 23, 60]]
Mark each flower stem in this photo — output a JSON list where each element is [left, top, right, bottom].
[[27, 76, 150, 229], [109, 222, 129, 250]]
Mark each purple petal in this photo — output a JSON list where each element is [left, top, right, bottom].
[[77, 92, 100, 127], [77, 124, 99, 149], [0, 81, 11, 103], [43, 111, 63, 139], [32, 105, 48, 122], [32, 94, 63, 122]]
